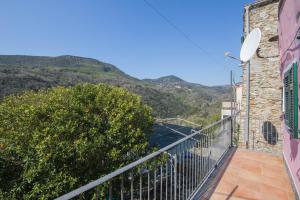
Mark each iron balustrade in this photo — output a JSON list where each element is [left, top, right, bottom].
[[56, 116, 234, 200]]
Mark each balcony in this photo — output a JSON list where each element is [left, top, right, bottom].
[[55, 116, 296, 200], [197, 149, 295, 200]]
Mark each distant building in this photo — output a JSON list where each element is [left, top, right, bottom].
[[240, 0, 282, 153], [278, 0, 300, 196], [221, 83, 242, 120], [221, 102, 232, 119], [235, 82, 243, 128], [235, 82, 243, 112]]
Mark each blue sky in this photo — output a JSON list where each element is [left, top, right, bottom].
[[0, 0, 252, 85]]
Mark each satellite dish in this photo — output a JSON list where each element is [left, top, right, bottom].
[[240, 28, 261, 62]]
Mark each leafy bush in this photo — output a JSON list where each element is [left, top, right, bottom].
[[0, 83, 153, 199]]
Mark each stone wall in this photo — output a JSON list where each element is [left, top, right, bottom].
[[240, 0, 282, 154]]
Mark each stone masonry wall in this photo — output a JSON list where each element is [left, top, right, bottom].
[[240, 0, 282, 154]]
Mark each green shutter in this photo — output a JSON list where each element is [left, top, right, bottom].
[[284, 63, 299, 138], [293, 63, 298, 138]]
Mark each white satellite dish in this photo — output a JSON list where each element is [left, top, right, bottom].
[[240, 28, 261, 62]]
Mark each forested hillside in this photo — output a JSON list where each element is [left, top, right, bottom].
[[0, 55, 230, 122]]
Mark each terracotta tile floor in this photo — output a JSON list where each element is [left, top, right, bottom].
[[208, 149, 295, 200]]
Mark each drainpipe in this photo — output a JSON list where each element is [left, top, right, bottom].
[[245, 5, 250, 149]]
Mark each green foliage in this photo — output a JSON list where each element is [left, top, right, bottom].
[[0, 83, 153, 199]]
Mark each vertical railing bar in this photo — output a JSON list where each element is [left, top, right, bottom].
[[188, 141, 190, 197], [223, 120, 225, 148], [166, 161, 168, 200], [213, 126, 215, 167], [200, 135, 202, 183], [192, 144, 194, 191], [186, 141, 188, 199], [178, 153, 181, 200], [232, 115, 235, 145], [203, 133, 206, 181], [171, 157, 173, 200], [194, 140, 197, 190], [184, 141, 187, 200], [213, 126, 215, 168], [206, 131, 209, 175], [204, 131, 206, 177], [211, 127, 213, 170], [208, 128, 210, 172], [183, 142, 186, 200], [95, 185, 99, 200], [186, 140, 189, 199], [154, 167, 157, 200], [189, 140, 192, 196], [109, 184, 112, 200], [203, 132, 206, 177], [130, 172, 133, 200], [194, 142, 197, 188], [121, 175, 124, 200], [224, 118, 230, 147], [140, 169, 142, 200], [196, 141, 199, 187], [160, 165, 163, 200], [195, 138, 198, 186], [205, 131, 209, 174], [191, 140, 193, 196], [148, 170, 150, 200], [198, 141, 200, 187], [200, 138, 202, 184], [174, 154, 177, 200], [209, 128, 212, 171], [195, 142, 197, 188]]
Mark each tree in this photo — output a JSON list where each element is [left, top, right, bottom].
[[0, 83, 153, 199]]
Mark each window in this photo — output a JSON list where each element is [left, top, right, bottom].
[[284, 62, 299, 138]]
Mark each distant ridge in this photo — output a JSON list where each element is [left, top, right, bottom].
[[0, 55, 230, 120], [0, 54, 126, 75], [144, 75, 185, 83]]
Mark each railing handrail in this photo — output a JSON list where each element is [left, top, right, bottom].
[[55, 115, 233, 200], [156, 117, 203, 128]]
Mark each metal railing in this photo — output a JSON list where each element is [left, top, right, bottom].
[[56, 116, 234, 200]]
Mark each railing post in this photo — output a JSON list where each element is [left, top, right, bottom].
[[231, 116, 233, 147], [230, 70, 234, 148]]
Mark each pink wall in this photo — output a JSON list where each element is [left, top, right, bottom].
[[279, 0, 300, 195]]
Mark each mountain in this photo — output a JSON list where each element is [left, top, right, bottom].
[[0, 55, 230, 121], [143, 75, 230, 101], [143, 75, 230, 122]]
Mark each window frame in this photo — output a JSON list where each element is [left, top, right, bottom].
[[283, 62, 299, 139]]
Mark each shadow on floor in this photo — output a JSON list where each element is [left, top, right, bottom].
[[192, 147, 237, 200]]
